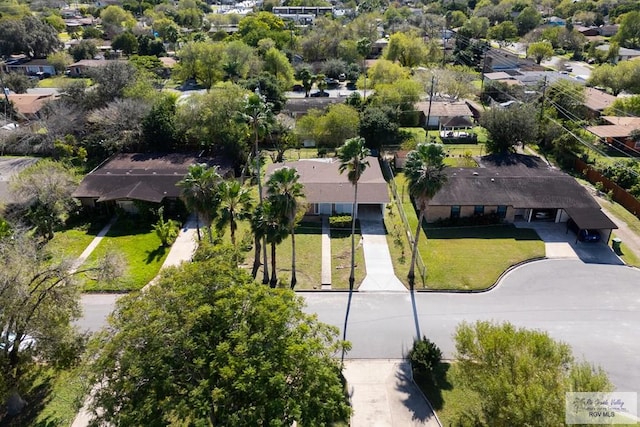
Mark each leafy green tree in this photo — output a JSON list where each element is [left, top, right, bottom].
[[2, 72, 34, 94], [527, 41, 554, 64], [366, 59, 410, 88], [176, 41, 227, 89], [69, 39, 98, 62], [44, 14, 66, 32], [481, 104, 538, 153], [82, 26, 103, 39], [318, 104, 360, 150], [216, 179, 253, 248], [516, 6, 541, 36], [372, 78, 422, 126], [0, 233, 121, 405], [338, 137, 370, 290], [263, 47, 295, 90], [111, 31, 139, 56], [488, 21, 518, 43], [88, 252, 350, 425], [152, 206, 180, 247], [408, 336, 442, 379], [614, 11, 640, 49], [588, 61, 640, 95], [86, 61, 138, 107], [142, 93, 178, 150], [461, 16, 490, 38], [47, 51, 73, 75], [176, 164, 222, 243], [452, 321, 612, 426], [266, 166, 305, 289], [0, 16, 61, 58], [237, 11, 288, 48], [605, 95, 640, 116], [359, 105, 400, 151], [250, 204, 269, 281], [404, 143, 447, 285], [385, 32, 428, 68], [547, 79, 586, 120], [223, 40, 259, 82], [242, 72, 287, 113], [100, 5, 136, 37], [10, 160, 78, 240], [296, 67, 314, 97]]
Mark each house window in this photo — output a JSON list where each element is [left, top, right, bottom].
[[497, 205, 507, 219], [635, 140, 640, 149], [451, 205, 461, 219], [474, 205, 484, 215]]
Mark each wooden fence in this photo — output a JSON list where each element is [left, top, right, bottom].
[[574, 158, 640, 219]]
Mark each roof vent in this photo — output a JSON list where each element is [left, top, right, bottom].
[[473, 172, 479, 176], [491, 178, 495, 182]]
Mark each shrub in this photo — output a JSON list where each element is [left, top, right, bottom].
[[408, 336, 442, 378], [329, 215, 352, 229]]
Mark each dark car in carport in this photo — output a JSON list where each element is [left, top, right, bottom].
[[567, 218, 601, 242]]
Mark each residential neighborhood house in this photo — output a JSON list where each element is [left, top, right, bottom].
[[264, 157, 389, 216], [73, 153, 233, 213], [425, 154, 617, 240], [586, 116, 640, 150]]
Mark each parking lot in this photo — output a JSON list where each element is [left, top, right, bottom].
[[516, 221, 623, 265]]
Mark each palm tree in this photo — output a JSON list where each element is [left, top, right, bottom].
[[176, 164, 222, 243], [263, 201, 288, 288], [404, 143, 447, 286], [250, 205, 268, 282], [242, 91, 273, 284], [216, 179, 253, 248], [266, 167, 305, 289], [337, 137, 370, 291]]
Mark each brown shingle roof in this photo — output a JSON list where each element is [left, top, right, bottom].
[[73, 153, 234, 203], [414, 101, 472, 118], [264, 157, 389, 204], [584, 87, 616, 112], [7, 93, 55, 117], [587, 116, 640, 138], [429, 155, 615, 230]]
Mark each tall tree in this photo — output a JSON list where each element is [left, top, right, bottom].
[[176, 164, 222, 243], [385, 32, 428, 68], [527, 41, 554, 64], [216, 179, 253, 248], [614, 11, 640, 49], [0, 233, 121, 405], [263, 200, 289, 288], [480, 104, 538, 153], [266, 167, 305, 289], [242, 92, 273, 284], [404, 143, 447, 286], [88, 250, 350, 425], [338, 137, 370, 291], [10, 160, 78, 240]]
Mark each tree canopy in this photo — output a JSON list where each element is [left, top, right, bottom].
[[481, 104, 538, 153], [451, 321, 612, 426], [89, 250, 350, 425]]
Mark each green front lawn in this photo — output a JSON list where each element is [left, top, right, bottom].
[[79, 217, 169, 291], [387, 173, 544, 290], [37, 76, 92, 88], [330, 226, 366, 290], [45, 228, 100, 264]]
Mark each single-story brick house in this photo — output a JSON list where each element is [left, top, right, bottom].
[[73, 153, 233, 213], [426, 154, 617, 240], [3, 58, 56, 76], [584, 87, 617, 118], [264, 157, 389, 216], [7, 93, 57, 121]]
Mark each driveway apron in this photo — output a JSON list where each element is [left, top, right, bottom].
[[358, 208, 407, 292]]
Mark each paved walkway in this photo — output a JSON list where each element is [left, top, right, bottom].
[[321, 216, 332, 289], [70, 216, 117, 273], [343, 360, 441, 427], [595, 197, 640, 259], [358, 209, 407, 292]]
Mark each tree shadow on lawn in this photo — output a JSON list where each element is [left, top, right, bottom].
[[412, 362, 453, 412], [146, 245, 167, 264], [0, 370, 53, 427], [106, 218, 153, 237], [425, 224, 540, 241]]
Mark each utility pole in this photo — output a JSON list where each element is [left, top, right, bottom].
[[539, 75, 547, 123], [479, 46, 489, 97], [425, 75, 435, 136], [442, 26, 447, 67]]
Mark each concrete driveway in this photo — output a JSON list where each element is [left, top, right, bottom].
[[516, 221, 623, 265]]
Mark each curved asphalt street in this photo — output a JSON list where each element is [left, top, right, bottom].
[[79, 259, 640, 392]]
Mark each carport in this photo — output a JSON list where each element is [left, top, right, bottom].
[[565, 207, 618, 243]]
